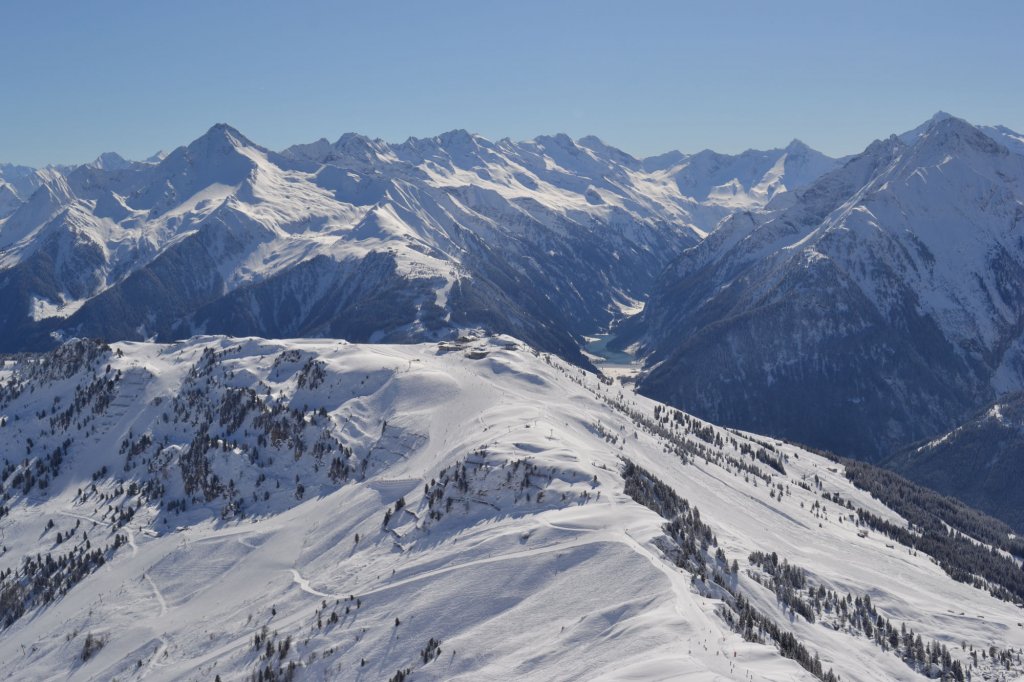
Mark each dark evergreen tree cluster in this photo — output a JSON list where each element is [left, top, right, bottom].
[[0, 522, 126, 628], [414, 449, 593, 530], [747, 551, 814, 623], [507, 354, 1023, 680], [791, 452, 1024, 604], [295, 357, 327, 390], [541, 353, 792, 490], [854, 506, 1024, 605], [249, 625, 298, 681], [81, 632, 105, 661], [721, 594, 837, 682], [0, 340, 371, 632], [621, 458, 728, 584], [621, 459, 837, 682], [840, 458, 1024, 556], [420, 637, 442, 664], [745, 549, 1023, 680], [135, 345, 359, 516], [740, 442, 787, 475]]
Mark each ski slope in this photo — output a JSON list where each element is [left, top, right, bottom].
[[0, 336, 1021, 680]]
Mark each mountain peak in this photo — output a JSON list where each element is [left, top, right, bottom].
[[926, 112, 971, 130], [174, 123, 262, 168], [577, 134, 607, 149], [90, 151, 131, 170], [535, 132, 577, 150], [330, 132, 390, 164], [913, 114, 1003, 156], [437, 128, 475, 143], [334, 131, 375, 147], [785, 138, 811, 153], [641, 149, 687, 172], [899, 111, 970, 147], [421, 129, 487, 155], [208, 122, 242, 135], [192, 123, 255, 151], [576, 135, 640, 167]]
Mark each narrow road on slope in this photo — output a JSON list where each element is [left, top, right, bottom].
[[139, 574, 171, 679], [144, 573, 168, 616], [59, 509, 138, 557], [289, 568, 332, 599], [289, 531, 611, 601], [126, 528, 138, 556], [59, 509, 110, 527]]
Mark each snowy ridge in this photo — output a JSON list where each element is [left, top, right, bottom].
[[0, 336, 1022, 680]]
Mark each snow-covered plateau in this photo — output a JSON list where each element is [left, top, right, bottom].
[[0, 336, 1021, 681]]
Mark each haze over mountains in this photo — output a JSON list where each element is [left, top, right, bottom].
[[2, 113, 1024, 532]]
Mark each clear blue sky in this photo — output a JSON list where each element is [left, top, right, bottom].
[[2, 0, 1022, 166]]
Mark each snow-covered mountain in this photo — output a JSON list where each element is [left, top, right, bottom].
[[0, 125, 837, 365], [1, 335, 1022, 681], [641, 138, 841, 220], [0, 163, 54, 200], [888, 392, 1024, 531], [0, 163, 59, 219], [631, 113, 1024, 465]]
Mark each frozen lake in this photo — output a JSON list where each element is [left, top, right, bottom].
[[583, 332, 640, 383]]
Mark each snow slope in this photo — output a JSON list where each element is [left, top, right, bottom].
[[0, 336, 1021, 681]]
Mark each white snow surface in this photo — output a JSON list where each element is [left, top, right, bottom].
[[0, 335, 1021, 681]]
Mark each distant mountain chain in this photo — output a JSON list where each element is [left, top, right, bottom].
[[0, 123, 837, 361], [3, 112, 1023, 528]]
